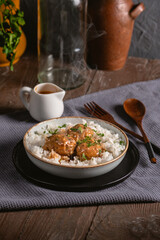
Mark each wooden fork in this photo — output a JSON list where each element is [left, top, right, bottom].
[[84, 101, 160, 154]]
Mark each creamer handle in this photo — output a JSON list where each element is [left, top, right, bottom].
[[19, 86, 32, 110], [130, 3, 145, 19]]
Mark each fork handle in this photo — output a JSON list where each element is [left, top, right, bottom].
[[137, 122, 156, 163], [115, 122, 160, 155], [145, 142, 156, 163]]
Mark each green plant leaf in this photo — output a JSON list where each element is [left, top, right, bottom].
[[3, 45, 9, 54], [0, 0, 5, 7], [17, 17, 25, 26], [17, 10, 24, 18], [3, 9, 10, 16], [6, 0, 15, 7], [0, 0, 25, 70]]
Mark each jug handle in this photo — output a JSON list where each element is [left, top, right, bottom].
[[130, 3, 145, 19], [19, 86, 32, 110]]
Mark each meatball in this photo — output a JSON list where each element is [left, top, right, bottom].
[[76, 138, 103, 161], [67, 124, 94, 142], [43, 133, 76, 156]]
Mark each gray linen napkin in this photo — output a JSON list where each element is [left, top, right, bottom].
[[0, 79, 160, 211]]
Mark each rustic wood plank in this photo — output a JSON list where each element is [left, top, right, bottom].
[[0, 211, 30, 240], [0, 55, 94, 113], [0, 54, 38, 114], [87, 57, 160, 94], [86, 203, 160, 240], [0, 207, 97, 240], [1, 203, 160, 240], [1, 56, 160, 114]]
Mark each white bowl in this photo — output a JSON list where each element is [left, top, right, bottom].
[[23, 117, 129, 179]]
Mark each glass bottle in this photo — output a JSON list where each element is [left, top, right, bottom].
[[38, 0, 87, 90]]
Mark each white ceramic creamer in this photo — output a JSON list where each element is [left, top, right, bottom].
[[20, 83, 65, 121]]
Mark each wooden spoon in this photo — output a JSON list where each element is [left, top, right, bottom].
[[123, 98, 156, 164]]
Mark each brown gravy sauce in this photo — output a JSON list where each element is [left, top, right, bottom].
[[38, 91, 54, 94]]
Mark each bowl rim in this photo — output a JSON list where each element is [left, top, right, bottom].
[[23, 116, 129, 169]]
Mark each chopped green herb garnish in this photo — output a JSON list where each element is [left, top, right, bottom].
[[77, 136, 102, 147], [99, 149, 102, 154], [53, 129, 58, 134], [77, 136, 92, 145], [93, 129, 97, 133], [70, 128, 78, 132], [58, 124, 66, 128], [82, 153, 87, 160], [119, 140, 125, 145], [48, 130, 54, 134], [34, 131, 39, 135], [87, 142, 92, 147], [49, 129, 58, 135], [70, 126, 83, 133], [89, 141, 97, 147], [97, 133, 104, 137], [43, 131, 46, 134], [84, 123, 87, 128], [85, 136, 91, 141], [78, 127, 83, 133]]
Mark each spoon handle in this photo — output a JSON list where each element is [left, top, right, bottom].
[[137, 123, 156, 164], [115, 122, 160, 155], [145, 142, 156, 164]]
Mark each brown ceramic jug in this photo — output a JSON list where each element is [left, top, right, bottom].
[[87, 0, 145, 71]]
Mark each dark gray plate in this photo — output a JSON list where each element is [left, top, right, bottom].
[[12, 140, 139, 192]]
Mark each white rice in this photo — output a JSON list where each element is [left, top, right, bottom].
[[25, 120, 126, 166]]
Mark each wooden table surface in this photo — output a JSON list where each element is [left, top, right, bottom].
[[0, 55, 160, 240]]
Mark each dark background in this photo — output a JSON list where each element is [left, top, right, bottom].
[[20, 0, 160, 59]]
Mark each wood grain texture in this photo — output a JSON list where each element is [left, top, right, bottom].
[[87, 57, 160, 94], [0, 204, 160, 240], [0, 207, 97, 240], [86, 203, 160, 240], [0, 211, 30, 240], [0, 54, 38, 113], [1, 56, 160, 114]]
